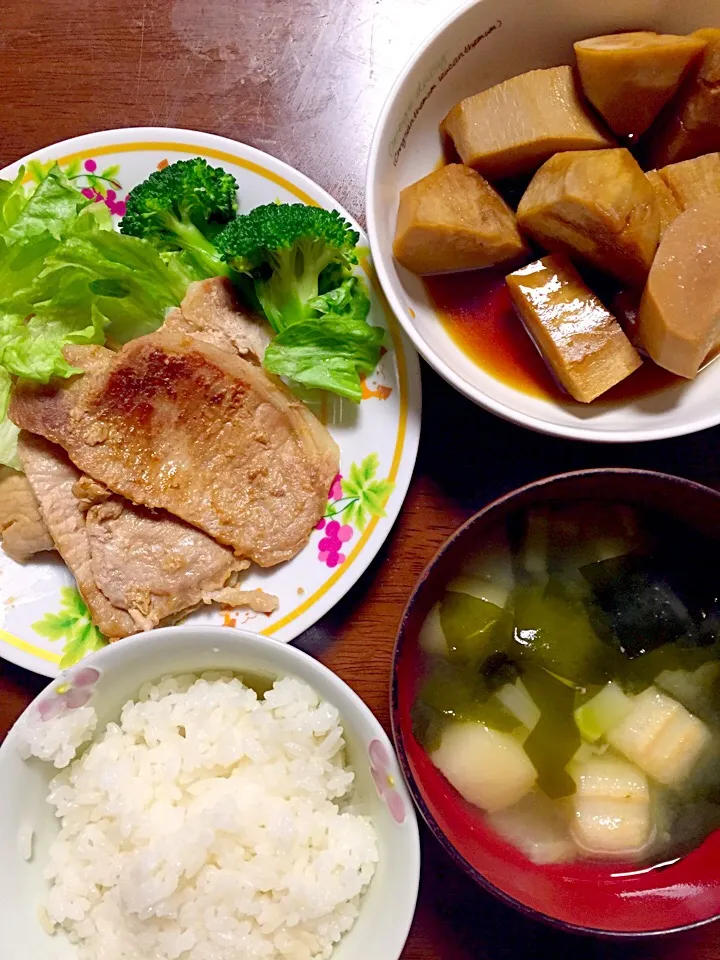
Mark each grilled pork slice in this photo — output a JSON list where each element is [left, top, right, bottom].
[[162, 276, 272, 362], [83, 501, 278, 626], [11, 331, 339, 567], [18, 433, 277, 640], [0, 467, 55, 562], [18, 433, 277, 639], [18, 434, 136, 638]]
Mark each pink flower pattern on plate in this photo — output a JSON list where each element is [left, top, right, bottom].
[[369, 738, 406, 824], [316, 474, 354, 567], [79, 159, 126, 216], [37, 667, 101, 721], [328, 474, 343, 501], [315, 519, 353, 568]]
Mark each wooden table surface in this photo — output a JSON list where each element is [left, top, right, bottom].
[[1, 0, 719, 956]]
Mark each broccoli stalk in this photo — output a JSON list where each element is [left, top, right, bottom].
[[119, 158, 238, 278], [152, 210, 221, 276], [257, 241, 341, 330], [217, 203, 360, 331]]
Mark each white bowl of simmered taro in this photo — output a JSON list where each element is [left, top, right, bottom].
[[367, 0, 720, 441], [392, 469, 720, 935]]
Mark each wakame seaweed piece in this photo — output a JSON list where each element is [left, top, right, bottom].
[[520, 665, 580, 799], [510, 580, 610, 683], [411, 698, 445, 752], [581, 553, 698, 657], [630, 520, 720, 646], [439, 591, 511, 665], [417, 662, 520, 732], [481, 653, 520, 693]]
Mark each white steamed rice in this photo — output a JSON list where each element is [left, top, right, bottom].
[[17, 704, 97, 769], [19, 672, 378, 960]]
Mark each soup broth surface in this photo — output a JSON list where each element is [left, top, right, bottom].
[[413, 502, 720, 866]]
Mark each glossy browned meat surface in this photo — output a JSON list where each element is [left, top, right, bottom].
[[11, 330, 339, 566]]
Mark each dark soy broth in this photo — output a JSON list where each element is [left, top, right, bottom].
[[424, 271, 680, 405]]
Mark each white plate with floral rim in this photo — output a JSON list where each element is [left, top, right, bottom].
[[0, 127, 421, 678]]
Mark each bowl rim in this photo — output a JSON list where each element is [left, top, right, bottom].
[[389, 467, 720, 937], [364, 0, 720, 444], [2, 624, 421, 960]]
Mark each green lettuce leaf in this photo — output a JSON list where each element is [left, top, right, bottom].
[[0, 368, 19, 469], [5, 165, 91, 243], [0, 168, 29, 235], [0, 301, 108, 382], [262, 276, 384, 402], [0, 213, 186, 381], [308, 274, 362, 315], [33, 217, 198, 345], [0, 231, 60, 308], [161, 249, 209, 296], [0, 165, 205, 470]]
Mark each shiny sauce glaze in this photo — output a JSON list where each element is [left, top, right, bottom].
[[423, 268, 681, 404]]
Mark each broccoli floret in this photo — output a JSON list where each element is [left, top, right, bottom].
[[217, 203, 360, 330], [217, 203, 381, 401], [119, 158, 238, 277]]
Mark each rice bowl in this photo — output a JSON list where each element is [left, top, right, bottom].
[[0, 627, 420, 960]]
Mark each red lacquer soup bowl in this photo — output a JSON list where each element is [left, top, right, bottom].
[[391, 469, 720, 937]]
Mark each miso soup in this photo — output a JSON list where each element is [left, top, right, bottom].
[[413, 502, 720, 865]]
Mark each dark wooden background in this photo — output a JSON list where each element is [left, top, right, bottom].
[[1, 1, 718, 956]]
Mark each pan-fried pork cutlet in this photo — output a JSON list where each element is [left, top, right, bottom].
[[0, 467, 55, 562], [18, 434, 136, 638], [18, 433, 277, 639], [162, 276, 272, 362], [10, 330, 339, 566]]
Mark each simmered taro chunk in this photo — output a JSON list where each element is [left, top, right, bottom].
[[516, 148, 660, 287], [645, 28, 720, 167], [393, 164, 527, 275], [441, 66, 614, 180], [506, 256, 641, 403], [574, 31, 706, 136]]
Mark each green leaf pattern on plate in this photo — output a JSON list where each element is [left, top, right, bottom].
[[339, 453, 395, 531], [73, 163, 122, 198], [24, 158, 57, 184], [33, 587, 108, 668]]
